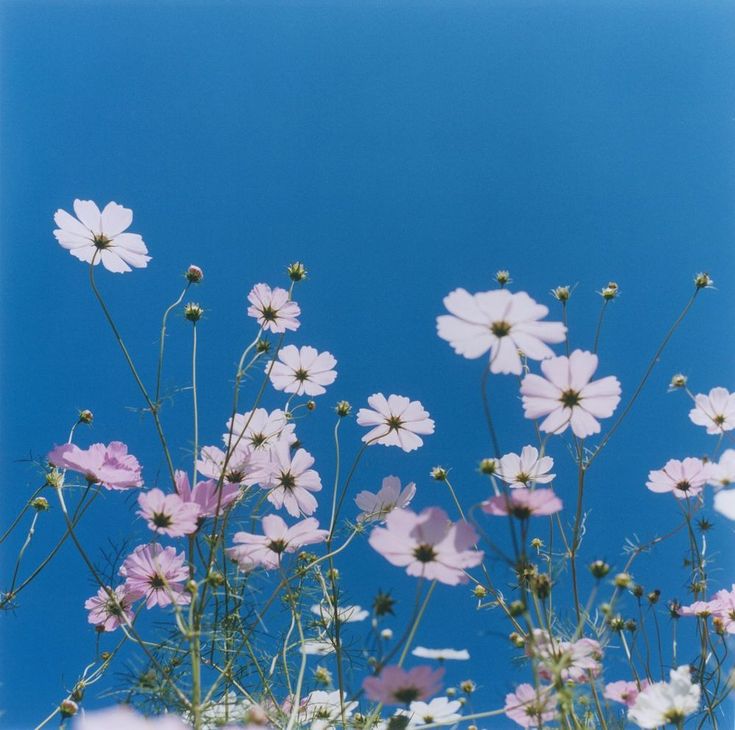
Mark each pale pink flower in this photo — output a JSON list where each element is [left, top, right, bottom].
[[677, 600, 720, 618], [520, 350, 621, 438], [368, 507, 483, 586], [357, 394, 435, 452], [255, 438, 322, 517], [437, 289, 566, 375], [197, 444, 261, 486], [137, 488, 201, 538], [120, 543, 190, 609], [646, 458, 710, 499], [355, 476, 416, 522], [628, 666, 700, 729], [224, 408, 297, 452], [175, 470, 240, 519], [709, 585, 735, 632], [714, 489, 735, 520], [362, 665, 444, 705], [529, 630, 602, 683], [74, 706, 187, 729], [482, 489, 563, 518], [689, 387, 735, 434], [496, 446, 555, 487], [247, 283, 300, 333], [604, 680, 650, 708], [504, 684, 557, 728], [48, 441, 143, 490], [267, 345, 337, 396], [54, 200, 151, 273], [84, 585, 135, 632], [227, 515, 328, 570], [707, 449, 735, 487]]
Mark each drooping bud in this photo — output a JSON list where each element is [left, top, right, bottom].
[[185, 265, 204, 284], [78, 409, 94, 424]]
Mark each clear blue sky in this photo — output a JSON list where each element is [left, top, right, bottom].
[[1, 1, 734, 727]]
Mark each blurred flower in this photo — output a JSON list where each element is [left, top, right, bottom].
[[120, 543, 190, 609], [310, 603, 369, 625], [604, 680, 650, 708], [628, 666, 700, 728], [295, 690, 357, 730], [74, 706, 187, 729], [503, 684, 557, 728], [412, 647, 470, 661], [646, 458, 710, 499], [482, 489, 562, 519], [267, 345, 337, 396], [48, 441, 143, 490], [689, 387, 735, 434], [707, 449, 735, 487], [247, 283, 300, 333], [357, 394, 434, 452], [363, 665, 444, 705], [714, 489, 735, 520], [355, 476, 416, 522]]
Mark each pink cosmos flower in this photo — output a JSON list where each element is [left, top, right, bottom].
[[74, 706, 188, 729], [357, 394, 435, 452], [604, 680, 650, 707], [247, 283, 300, 333], [528, 630, 602, 684], [254, 437, 322, 517], [224, 408, 297, 453], [707, 449, 735, 487], [362, 665, 444, 705], [646, 458, 710, 499], [54, 200, 151, 273], [368, 507, 483, 586], [677, 600, 719, 618], [48, 442, 143, 490], [175, 470, 240, 519], [437, 289, 566, 375], [714, 489, 735, 520], [709, 585, 735, 632], [355, 476, 417, 522], [84, 585, 135, 632], [137, 488, 201, 538], [227, 515, 328, 570], [504, 684, 557, 728], [520, 350, 621, 438], [267, 345, 337, 396], [496, 446, 555, 487], [482, 489, 563, 519], [689, 387, 735, 434], [197, 444, 261, 486], [120, 543, 190, 609]]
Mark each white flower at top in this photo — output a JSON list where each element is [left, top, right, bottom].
[[53, 199, 151, 273], [520, 350, 621, 438], [247, 283, 300, 333], [496, 446, 555, 488], [411, 647, 470, 661], [437, 288, 566, 375], [357, 394, 435, 452], [689, 387, 735, 434], [355, 476, 417, 522], [267, 345, 337, 396], [398, 696, 463, 726], [627, 666, 701, 729]]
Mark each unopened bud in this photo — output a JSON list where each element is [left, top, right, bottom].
[[694, 272, 713, 289], [60, 700, 79, 718], [430, 466, 448, 481], [184, 303, 203, 322], [670, 373, 688, 389], [479, 458, 498, 475], [287, 262, 307, 282], [551, 285, 571, 302], [79, 409, 94, 424], [495, 270, 511, 286], [614, 572, 632, 588], [31, 497, 49, 512], [335, 401, 351, 417], [185, 265, 204, 283], [589, 560, 610, 579]]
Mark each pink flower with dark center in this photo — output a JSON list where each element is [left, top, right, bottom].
[[368, 507, 483, 586], [197, 444, 261, 486], [357, 394, 435, 452], [137, 488, 201, 538], [227, 515, 328, 570], [503, 684, 557, 728], [355, 475, 416, 522], [362, 665, 444, 705], [604, 680, 650, 707], [714, 489, 735, 520], [482, 489, 563, 519], [646, 458, 710, 499], [48, 442, 143, 490], [84, 585, 136, 632], [496, 446, 555, 487], [520, 350, 621, 438], [689, 387, 735, 434], [437, 289, 566, 375], [677, 600, 719, 618], [224, 408, 297, 453], [175, 470, 240, 520], [247, 283, 300, 333], [53, 200, 151, 273], [709, 585, 735, 632], [120, 543, 190, 609], [267, 345, 337, 396]]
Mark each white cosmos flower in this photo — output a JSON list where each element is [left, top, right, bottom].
[[714, 489, 735, 520], [412, 646, 470, 661], [689, 387, 735, 434], [300, 639, 335, 656], [267, 345, 337, 397], [707, 449, 735, 488], [496, 446, 555, 488], [628, 666, 700, 728], [310, 603, 369, 625], [298, 690, 357, 730], [54, 199, 151, 273], [357, 394, 435, 452], [355, 476, 417, 522], [398, 697, 463, 727]]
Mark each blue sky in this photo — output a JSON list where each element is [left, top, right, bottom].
[[1, 1, 734, 727]]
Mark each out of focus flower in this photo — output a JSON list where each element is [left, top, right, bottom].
[[137, 489, 201, 538], [174, 470, 240, 520], [368, 507, 483, 586], [300, 639, 335, 656], [495, 446, 555, 487], [437, 289, 565, 375], [604, 680, 650, 708], [120, 543, 190, 609], [646, 458, 710, 499], [74, 706, 187, 729], [714, 489, 735, 520], [357, 394, 434, 452], [267, 345, 337, 396], [628, 666, 700, 728], [54, 200, 151, 273], [503, 684, 557, 728], [310, 603, 369, 625], [247, 283, 300, 333], [411, 647, 470, 661], [398, 697, 462, 726], [84, 585, 135, 632], [520, 350, 621, 438], [362, 665, 444, 705], [294, 690, 357, 730], [707, 449, 735, 487], [528, 630, 602, 683], [355, 476, 416, 522], [482, 489, 562, 519], [48, 442, 143, 490], [689, 387, 735, 434]]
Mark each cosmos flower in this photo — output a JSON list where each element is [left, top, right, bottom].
[[368, 507, 483, 586], [84, 585, 135, 632], [174, 470, 240, 520], [196, 444, 261, 486], [362, 665, 445, 705], [398, 697, 462, 726], [357, 394, 435, 452], [714, 489, 735, 520], [689, 387, 735, 434], [48, 442, 143, 490], [529, 630, 602, 683], [120, 543, 190, 609], [677, 600, 720, 618], [53, 200, 151, 273], [227, 515, 328, 570], [496, 446, 555, 487], [706, 449, 735, 488], [628, 666, 701, 729], [437, 289, 566, 375], [74, 706, 187, 729], [503, 684, 557, 728], [411, 647, 470, 661], [247, 283, 300, 333], [300, 639, 336, 656], [137, 488, 201, 538], [267, 345, 337, 396], [646, 458, 710, 499], [295, 690, 357, 730], [310, 603, 369, 625], [354, 476, 417, 522], [224, 408, 297, 453], [604, 681, 650, 708], [482, 489, 563, 519], [520, 350, 621, 438]]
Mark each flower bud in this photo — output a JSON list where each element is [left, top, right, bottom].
[[185, 265, 204, 283], [599, 281, 619, 300], [287, 262, 307, 282], [380, 628, 393, 641], [625, 619, 638, 632], [608, 615, 625, 632], [509, 632, 525, 648], [694, 272, 713, 289], [460, 680, 476, 694], [335, 400, 352, 417], [613, 572, 632, 588], [632, 583, 644, 598], [60, 700, 79, 718], [373, 590, 396, 616], [446, 687, 457, 698], [306, 400, 316, 412], [648, 589, 661, 604], [589, 560, 610, 579], [532, 573, 551, 600], [472, 585, 488, 599], [669, 373, 688, 389], [184, 303, 203, 322], [530, 537, 543, 550], [495, 270, 511, 286], [31, 497, 49, 512], [551, 285, 571, 302], [79, 409, 94, 424], [430, 466, 448, 481], [479, 458, 498, 475], [314, 665, 332, 685], [256, 339, 271, 353]]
